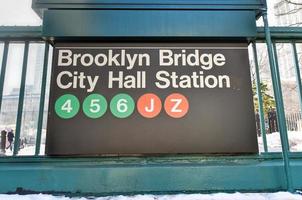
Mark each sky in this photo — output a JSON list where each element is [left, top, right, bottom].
[[0, 0, 41, 26], [0, 0, 276, 26]]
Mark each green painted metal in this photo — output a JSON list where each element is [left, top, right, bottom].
[[35, 43, 49, 156], [262, 13, 293, 192], [272, 43, 291, 150], [13, 41, 29, 156], [272, 42, 294, 190], [0, 153, 301, 193], [1, 16, 302, 194], [256, 27, 302, 41], [2, 156, 302, 195], [42, 10, 257, 38], [247, 152, 302, 159], [252, 42, 268, 152], [1, 26, 302, 41], [291, 43, 302, 114], [0, 41, 8, 111], [0, 26, 42, 40], [33, 0, 264, 8], [32, 0, 264, 16], [2, 152, 302, 163]]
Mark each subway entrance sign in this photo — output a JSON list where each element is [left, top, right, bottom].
[[4, 0, 300, 195], [46, 43, 258, 155]]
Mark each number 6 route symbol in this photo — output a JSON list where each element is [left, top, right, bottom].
[[110, 93, 135, 118]]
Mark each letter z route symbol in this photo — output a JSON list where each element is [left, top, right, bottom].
[[164, 93, 189, 118]]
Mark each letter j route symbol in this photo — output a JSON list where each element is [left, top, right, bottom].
[[137, 93, 162, 118]]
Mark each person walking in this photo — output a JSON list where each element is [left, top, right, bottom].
[[255, 110, 261, 136], [1, 130, 7, 153], [7, 129, 14, 151], [271, 108, 278, 132], [268, 107, 278, 133]]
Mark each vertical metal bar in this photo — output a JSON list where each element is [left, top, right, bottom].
[[262, 12, 293, 192], [272, 43, 291, 143], [272, 43, 293, 192], [13, 41, 29, 156], [35, 43, 49, 156], [292, 42, 302, 114], [252, 42, 268, 152], [0, 41, 9, 112], [272, 42, 294, 191]]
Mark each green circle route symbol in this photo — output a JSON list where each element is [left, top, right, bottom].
[[55, 94, 80, 119], [110, 93, 135, 118], [83, 94, 108, 119]]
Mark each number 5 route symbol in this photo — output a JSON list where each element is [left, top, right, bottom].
[[83, 94, 108, 119]]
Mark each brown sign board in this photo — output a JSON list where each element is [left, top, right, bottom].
[[46, 43, 258, 155]]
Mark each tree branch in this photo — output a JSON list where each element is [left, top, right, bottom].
[[284, 0, 302, 5]]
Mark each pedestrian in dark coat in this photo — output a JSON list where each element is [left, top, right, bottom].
[[255, 110, 261, 136], [268, 107, 278, 133], [1, 130, 6, 153], [7, 130, 14, 151]]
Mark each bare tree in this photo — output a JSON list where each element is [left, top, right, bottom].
[[274, 0, 302, 26], [284, 0, 302, 6]]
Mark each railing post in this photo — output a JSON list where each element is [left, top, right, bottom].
[[252, 42, 268, 152], [291, 42, 302, 114], [0, 41, 9, 112], [272, 42, 291, 147], [262, 12, 293, 192], [35, 43, 49, 156], [13, 41, 29, 156]]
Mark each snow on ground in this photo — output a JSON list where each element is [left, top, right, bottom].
[[1, 131, 301, 156], [2, 144, 45, 156], [258, 131, 302, 152], [2, 131, 300, 156], [0, 192, 302, 200]]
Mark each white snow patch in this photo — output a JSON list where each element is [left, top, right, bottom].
[[258, 131, 302, 152], [0, 192, 301, 200], [1, 131, 302, 156], [2, 144, 45, 156], [2, 131, 301, 156]]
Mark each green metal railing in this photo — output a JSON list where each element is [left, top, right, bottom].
[[0, 27, 49, 156], [1, 26, 302, 155], [0, 24, 302, 192]]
